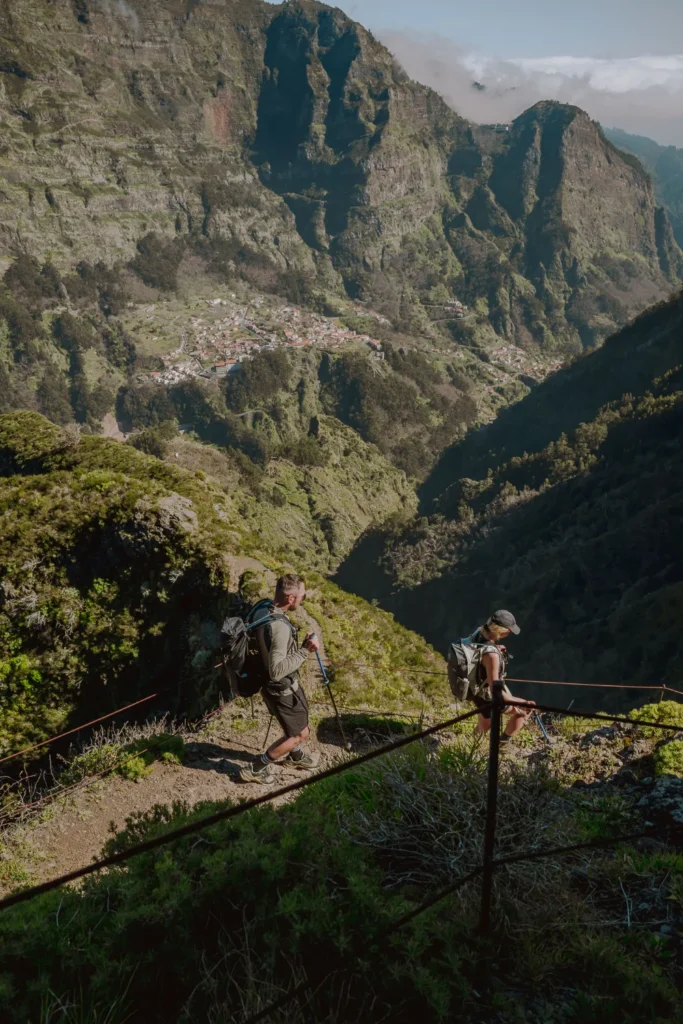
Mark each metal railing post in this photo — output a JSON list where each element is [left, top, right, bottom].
[[479, 680, 504, 933]]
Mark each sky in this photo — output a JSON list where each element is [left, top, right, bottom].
[[266, 0, 683, 145]]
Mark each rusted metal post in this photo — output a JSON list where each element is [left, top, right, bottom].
[[479, 680, 504, 934]]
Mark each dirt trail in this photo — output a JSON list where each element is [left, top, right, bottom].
[[1, 558, 342, 895], [4, 697, 353, 891]]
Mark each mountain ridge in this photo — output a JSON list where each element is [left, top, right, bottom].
[[0, 0, 680, 359], [336, 288, 683, 701]]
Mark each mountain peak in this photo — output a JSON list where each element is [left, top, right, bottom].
[[0, 0, 680, 359]]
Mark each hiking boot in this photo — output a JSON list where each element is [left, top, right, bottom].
[[284, 750, 319, 770], [238, 761, 275, 785]]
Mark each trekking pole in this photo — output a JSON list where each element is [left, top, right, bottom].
[[262, 716, 274, 750], [534, 710, 553, 745], [310, 640, 352, 752]]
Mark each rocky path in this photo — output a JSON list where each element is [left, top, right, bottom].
[[0, 554, 346, 894], [2, 697, 353, 893]]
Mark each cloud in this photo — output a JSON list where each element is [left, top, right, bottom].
[[94, 0, 140, 34], [500, 55, 683, 95], [381, 33, 683, 146]]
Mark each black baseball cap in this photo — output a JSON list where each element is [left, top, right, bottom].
[[490, 610, 520, 635]]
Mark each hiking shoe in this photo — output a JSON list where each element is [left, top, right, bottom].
[[238, 761, 275, 784], [284, 751, 319, 770]]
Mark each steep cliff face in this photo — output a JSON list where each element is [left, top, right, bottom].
[[473, 103, 682, 348], [0, 0, 315, 275], [253, 5, 465, 283], [604, 126, 683, 249], [0, 1, 680, 355]]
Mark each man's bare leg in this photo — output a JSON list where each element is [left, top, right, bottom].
[[267, 725, 310, 761]]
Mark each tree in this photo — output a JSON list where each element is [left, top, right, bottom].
[[116, 385, 176, 430], [225, 350, 290, 413], [37, 370, 73, 426], [131, 234, 184, 292]]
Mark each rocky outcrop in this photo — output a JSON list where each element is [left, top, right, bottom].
[[637, 776, 683, 830], [604, 127, 683, 249]]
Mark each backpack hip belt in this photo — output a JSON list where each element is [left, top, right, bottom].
[[264, 679, 300, 698]]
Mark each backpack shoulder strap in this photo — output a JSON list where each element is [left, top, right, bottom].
[[246, 605, 297, 643]]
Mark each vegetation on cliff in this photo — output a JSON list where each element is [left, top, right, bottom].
[[605, 127, 683, 248], [0, 411, 444, 759], [0, 0, 680, 367]]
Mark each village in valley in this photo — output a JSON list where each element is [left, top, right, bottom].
[[122, 290, 558, 398], [128, 294, 392, 388]]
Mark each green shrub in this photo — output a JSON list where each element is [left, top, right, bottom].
[[59, 743, 122, 785], [131, 233, 184, 292], [0, 752, 679, 1024], [629, 700, 683, 737], [118, 754, 153, 781], [654, 739, 683, 777], [60, 734, 185, 786]]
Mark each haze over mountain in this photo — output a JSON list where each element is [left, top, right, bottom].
[[330, 0, 683, 146], [380, 34, 683, 148]]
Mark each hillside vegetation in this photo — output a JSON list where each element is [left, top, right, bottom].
[[0, 411, 444, 760], [1, 710, 682, 1023], [337, 290, 683, 703]]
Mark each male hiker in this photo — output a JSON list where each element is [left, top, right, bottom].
[[466, 610, 535, 745], [239, 573, 320, 784]]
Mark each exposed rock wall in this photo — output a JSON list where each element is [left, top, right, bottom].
[[0, 0, 680, 351]]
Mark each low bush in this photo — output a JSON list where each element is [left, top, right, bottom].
[[59, 734, 185, 786], [630, 701, 683, 738], [654, 739, 683, 777], [0, 746, 679, 1023]]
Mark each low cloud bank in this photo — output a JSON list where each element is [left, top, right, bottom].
[[382, 32, 683, 146]]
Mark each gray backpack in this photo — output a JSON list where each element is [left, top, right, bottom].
[[447, 632, 503, 701]]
